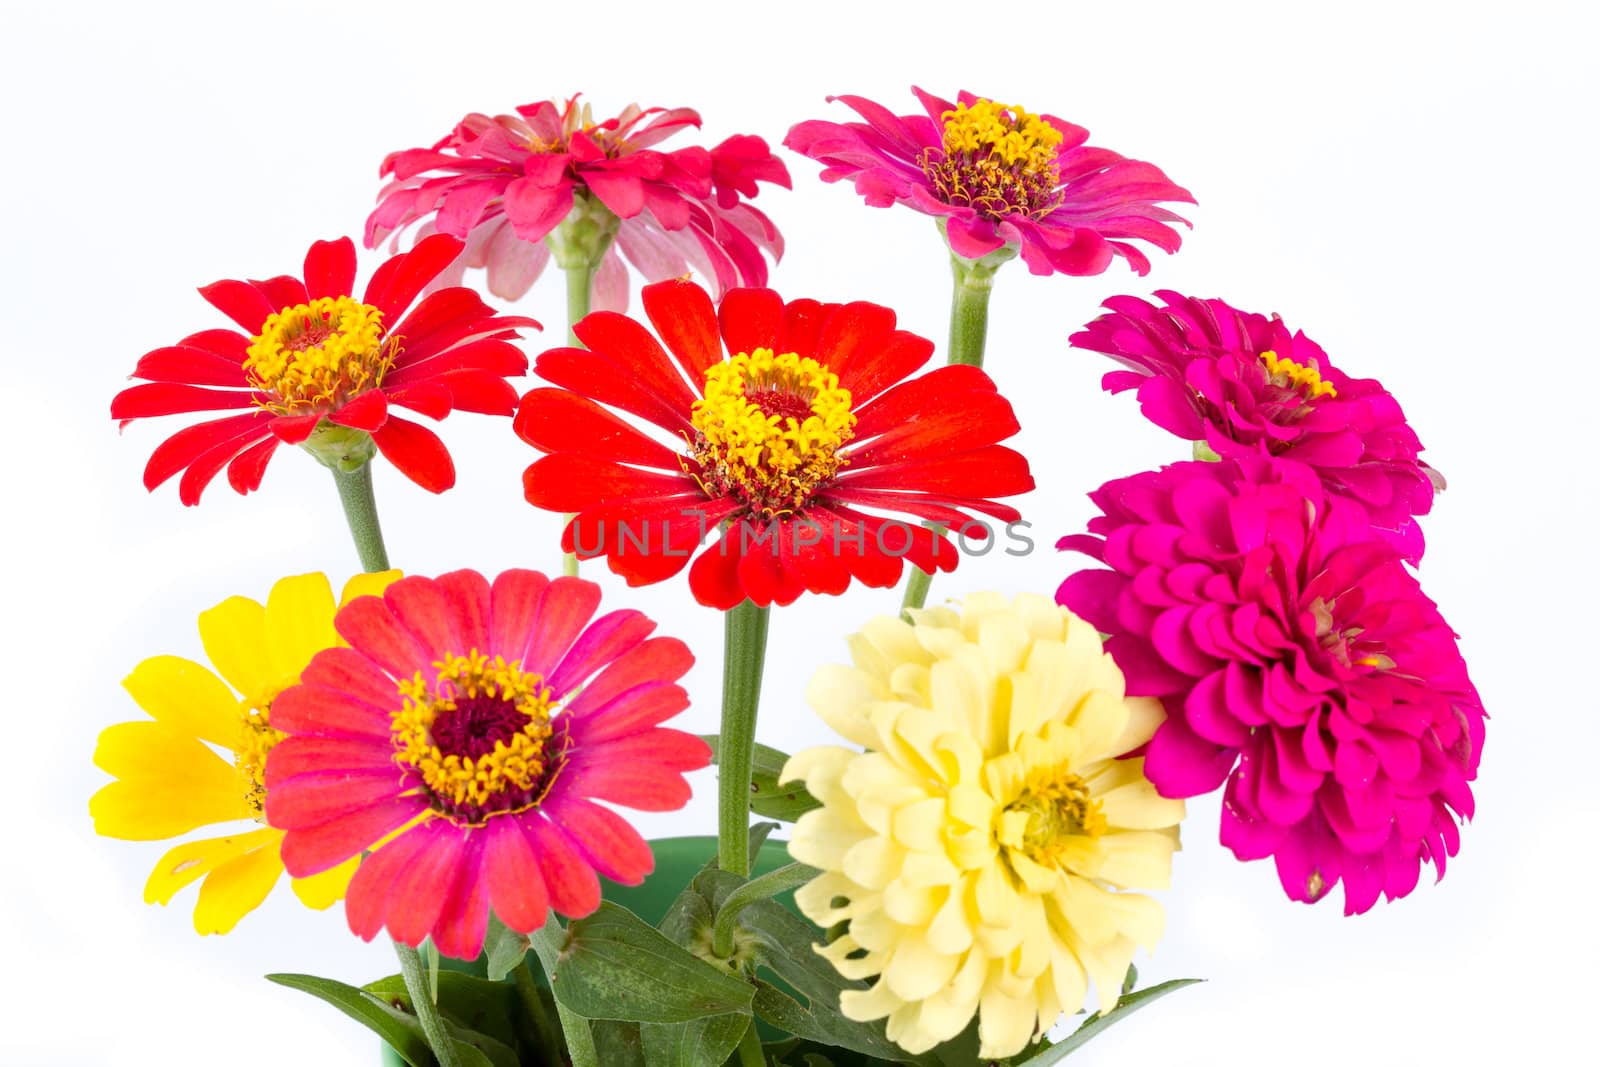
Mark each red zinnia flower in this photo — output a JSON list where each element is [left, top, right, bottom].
[[366, 95, 789, 310], [515, 279, 1035, 609], [111, 235, 539, 504], [785, 88, 1193, 276], [265, 569, 707, 959]]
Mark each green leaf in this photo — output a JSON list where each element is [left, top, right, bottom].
[[266, 973, 507, 1067], [736, 900, 924, 1064], [703, 735, 822, 822], [363, 971, 522, 1054], [482, 914, 530, 983], [589, 1020, 647, 1067], [640, 1013, 751, 1067], [1012, 979, 1203, 1066], [553, 901, 756, 1023]]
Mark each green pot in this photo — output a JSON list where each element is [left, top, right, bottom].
[[379, 835, 794, 1065]]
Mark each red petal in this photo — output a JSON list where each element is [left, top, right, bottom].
[[178, 328, 250, 361], [834, 330, 934, 407], [139, 412, 271, 491], [489, 569, 553, 663], [514, 388, 683, 470], [436, 369, 518, 415], [384, 822, 467, 946], [372, 416, 456, 492], [366, 233, 466, 323], [717, 287, 783, 359], [847, 387, 1020, 467], [269, 413, 322, 444], [775, 298, 832, 362], [331, 389, 389, 431], [178, 434, 255, 505], [111, 382, 257, 421], [387, 383, 453, 421], [687, 530, 747, 610], [250, 274, 309, 313], [484, 816, 550, 934], [851, 364, 999, 442], [640, 279, 723, 383], [132, 345, 249, 387], [390, 288, 494, 363], [523, 453, 697, 511], [839, 445, 1034, 498], [814, 301, 897, 388], [226, 435, 280, 494], [572, 311, 699, 412], [198, 278, 276, 333], [304, 237, 357, 300], [386, 338, 528, 386], [432, 835, 491, 961], [535, 346, 692, 434]]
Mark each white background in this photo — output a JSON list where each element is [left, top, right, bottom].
[[4, 1, 1595, 1063]]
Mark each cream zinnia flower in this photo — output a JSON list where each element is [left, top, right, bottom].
[[782, 593, 1185, 1058]]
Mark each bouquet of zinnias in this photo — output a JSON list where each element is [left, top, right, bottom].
[[94, 88, 1482, 1066]]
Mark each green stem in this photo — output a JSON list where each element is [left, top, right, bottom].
[[529, 916, 597, 1067], [511, 964, 560, 1065], [394, 940, 462, 1067], [560, 262, 597, 578], [898, 254, 999, 616], [735, 1017, 766, 1067], [718, 600, 772, 878], [711, 862, 816, 959], [330, 462, 391, 572]]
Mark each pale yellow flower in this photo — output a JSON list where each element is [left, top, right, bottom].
[[782, 593, 1185, 1058]]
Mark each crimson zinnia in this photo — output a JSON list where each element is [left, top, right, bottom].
[[516, 279, 1034, 609], [1072, 291, 1439, 562], [1058, 457, 1485, 914], [112, 235, 538, 503]]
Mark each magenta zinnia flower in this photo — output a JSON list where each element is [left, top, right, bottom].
[[784, 88, 1193, 275], [1058, 458, 1485, 914], [1073, 291, 1439, 562], [263, 569, 708, 958], [366, 95, 788, 310]]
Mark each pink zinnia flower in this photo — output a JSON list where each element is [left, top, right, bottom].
[[784, 88, 1193, 275], [263, 569, 708, 958], [1073, 291, 1439, 562], [366, 95, 789, 311], [1058, 458, 1485, 914]]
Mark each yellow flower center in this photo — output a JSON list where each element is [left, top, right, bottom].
[[1006, 767, 1106, 868], [236, 703, 283, 819], [391, 650, 560, 826], [688, 349, 856, 517], [1261, 349, 1337, 400], [244, 296, 396, 416], [922, 99, 1064, 220]]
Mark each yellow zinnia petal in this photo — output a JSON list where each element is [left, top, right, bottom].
[[91, 722, 250, 838], [340, 569, 402, 606], [144, 827, 278, 905], [198, 595, 275, 702], [290, 854, 359, 910], [193, 837, 286, 934], [121, 656, 240, 749], [263, 573, 339, 682]]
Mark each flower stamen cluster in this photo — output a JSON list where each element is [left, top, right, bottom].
[[235, 704, 282, 818], [1003, 764, 1108, 870], [392, 650, 558, 825], [1261, 349, 1337, 400], [922, 99, 1064, 220], [688, 349, 856, 517], [244, 296, 396, 415]]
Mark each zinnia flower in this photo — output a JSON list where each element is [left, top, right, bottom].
[[365, 95, 788, 309], [782, 593, 1184, 1058], [784, 88, 1193, 276], [1072, 291, 1439, 562], [264, 569, 708, 959], [111, 235, 539, 504], [90, 570, 398, 934], [1057, 458, 1485, 914], [515, 279, 1035, 609]]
